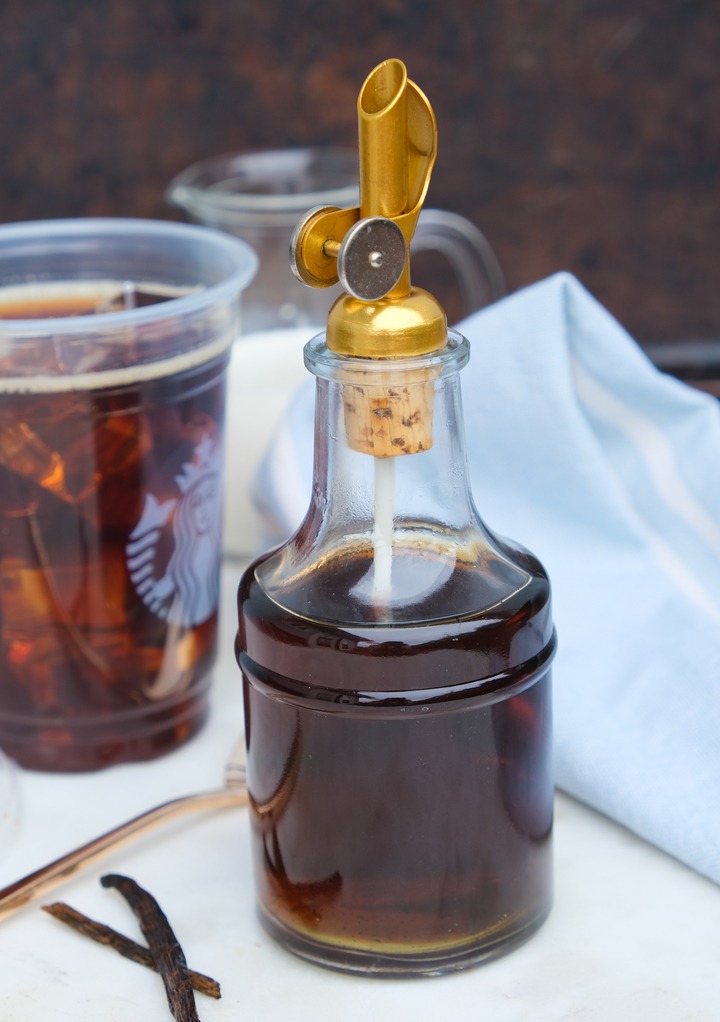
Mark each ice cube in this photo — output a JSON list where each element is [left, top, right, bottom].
[[0, 423, 71, 502]]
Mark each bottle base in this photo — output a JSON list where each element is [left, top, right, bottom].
[[257, 900, 552, 978]]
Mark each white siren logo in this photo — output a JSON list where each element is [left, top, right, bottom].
[[127, 435, 223, 627]]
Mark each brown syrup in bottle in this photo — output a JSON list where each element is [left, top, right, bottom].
[[237, 539, 555, 972]]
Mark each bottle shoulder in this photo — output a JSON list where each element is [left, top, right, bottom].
[[237, 535, 554, 693]]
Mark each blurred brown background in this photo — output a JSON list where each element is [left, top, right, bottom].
[[0, 0, 718, 342]]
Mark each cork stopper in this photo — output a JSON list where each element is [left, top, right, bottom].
[[340, 368, 435, 458], [290, 58, 447, 456]]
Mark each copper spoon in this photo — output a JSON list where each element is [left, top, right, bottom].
[[0, 739, 248, 922]]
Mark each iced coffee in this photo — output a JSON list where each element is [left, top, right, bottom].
[[0, 220, 256, 770]]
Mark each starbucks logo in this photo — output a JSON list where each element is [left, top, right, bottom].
[[126, 435, 223, 627]]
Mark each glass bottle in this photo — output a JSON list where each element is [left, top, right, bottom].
[[236, 328, 556, 975]]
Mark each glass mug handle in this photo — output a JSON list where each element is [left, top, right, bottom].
[[413, 209, 506, 317]]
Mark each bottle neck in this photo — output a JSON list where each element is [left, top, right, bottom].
[[253, 330, 535, 626], [304, 330, 478, 547]]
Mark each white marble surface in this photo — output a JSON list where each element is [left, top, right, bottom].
[[1, 562, 719, 1021]]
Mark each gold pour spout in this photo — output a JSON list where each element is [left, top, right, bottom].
[[291, 58, 447, 360], [291, 59, 447, 457]]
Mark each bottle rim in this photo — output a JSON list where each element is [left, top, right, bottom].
[[303, 328, 470, 381]]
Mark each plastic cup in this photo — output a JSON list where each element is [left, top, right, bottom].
[[0, 218, 257, 770]]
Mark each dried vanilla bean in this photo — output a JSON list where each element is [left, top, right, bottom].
[[42, 902, 220, 999], [101, 874, 200, 1022]]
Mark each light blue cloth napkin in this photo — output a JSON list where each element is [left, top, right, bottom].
[[252, 272, 720, 885]]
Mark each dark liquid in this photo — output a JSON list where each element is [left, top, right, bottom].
[[0, 288, 226, 770], [238, 543, 554, 974]]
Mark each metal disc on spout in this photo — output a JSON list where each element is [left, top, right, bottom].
[[337, 217, 406, 301]]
